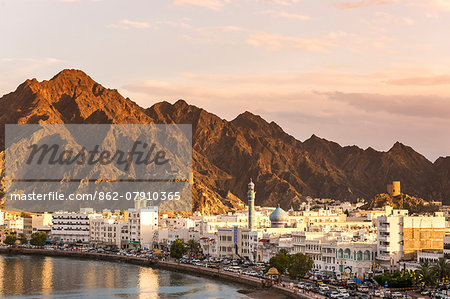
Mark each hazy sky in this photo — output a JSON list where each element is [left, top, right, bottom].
[[1, 0, 449, 161]]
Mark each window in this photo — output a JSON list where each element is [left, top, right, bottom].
[[344, 248, 351, 259], [357, 251, 362, 261]]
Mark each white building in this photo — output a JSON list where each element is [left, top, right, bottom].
[[5, 218, 23, 233], [51, 211, 101, 244], [417, 250, 444, 264], [292, 231, 377, 277], [127, 207, 158, 249], [336, 242, 377, 278], [444, 234, 450, 259], [32, 213, 53, 236], [90, 218, 128, 248], [32, 212, 52, 228], [217, 227, 259, 261], [376, 206, 446, 271]]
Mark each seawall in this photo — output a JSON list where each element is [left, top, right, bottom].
[[0, 247, 307, 299]]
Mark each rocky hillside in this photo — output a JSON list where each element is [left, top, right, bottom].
[[369, 193, 439, 214], [1, 70, 449, 213]]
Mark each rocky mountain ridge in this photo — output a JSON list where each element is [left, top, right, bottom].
[[1, 69, 449, 213]]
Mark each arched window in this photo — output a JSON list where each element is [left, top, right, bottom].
[[338, 249, 343, 258], [364, 250, 370, 260], [344, 248, 351, 259], [357, 251, 363, 261]]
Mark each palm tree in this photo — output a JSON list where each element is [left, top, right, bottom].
[[416, 262, 436, 287], [431, 258, 450, 284], [186, 239, 200, 256]]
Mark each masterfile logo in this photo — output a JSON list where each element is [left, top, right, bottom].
[[4, 124, 192, 212], [25, 141, 170, 170]]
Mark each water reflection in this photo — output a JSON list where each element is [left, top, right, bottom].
[[41, 257, 53, 296], [138, 267, 159, 299], [0, 255, 249, 298]]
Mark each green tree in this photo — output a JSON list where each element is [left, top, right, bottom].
[[288, 253, 314, 279], [431, 258, 450, 284], [268, 249, 291, 275], [186, 239, 200, 255], [18, 233, 28, 245], [170, 239, 187, 259], [30, 232, 47, 247], [416, 262, 436, 287], [374, 271, 413, 288], [4, 234, 17, 246]]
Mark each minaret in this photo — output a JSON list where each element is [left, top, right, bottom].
[[248, 179, 255, 231]]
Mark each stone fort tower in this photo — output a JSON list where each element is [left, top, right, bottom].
[[387, 181, 401, 197]]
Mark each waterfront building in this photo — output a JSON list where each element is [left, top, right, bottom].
[[4, 218, 23, 234], [291, 230, 377, 277], [335, 241, 377, 278], [51, 211, 101, 244], [127, 206, 158, 249], [199, 236, 217, 257], [376, 206, 446, 271], [32, 212, 53, 236], [32, 212, 53, 227], [90, 218, 129, 248], [22, 216, 33, 238], [256, 236, 284, 263], [217, 227, 260, 261]]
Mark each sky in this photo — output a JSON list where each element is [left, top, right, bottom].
[[1, 0, 449, 161]]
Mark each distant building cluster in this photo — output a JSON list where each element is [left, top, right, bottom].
[[1, 179, 449, 278]]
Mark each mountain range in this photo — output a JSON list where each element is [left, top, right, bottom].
[[1, 69, 449, 214]]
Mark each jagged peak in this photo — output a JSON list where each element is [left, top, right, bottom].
[[50, 69, 93, 82], [388, 141, 416, 155], [309, 134, 320, 140], [173, 99, 189, 108], [234, 110, 263, 120], [390, 141, 406, 150], [304, 134, 330, 144], [232, 111, 269, 127]]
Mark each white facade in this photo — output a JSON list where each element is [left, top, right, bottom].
[[51, 212, 101, 244], [336, 242, 377, 277], [217, 227, 259, 261], [32, 213, 53, 228], [128, 207, 158, 249], [90, 218, 128, 248], [376, 207, 446, 271], [444, 234, 450, 259], [5, 218, 23, 232], [376, 208, 407, 270], [417, 250, 444, 263]]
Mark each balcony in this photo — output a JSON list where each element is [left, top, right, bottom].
[[378, 245, 387, 251], [379, 235, 390, 242], [379, 222, 390, 227], [376, 254, 392, 261]]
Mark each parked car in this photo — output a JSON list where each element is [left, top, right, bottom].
[[330, 291, 340, 298]]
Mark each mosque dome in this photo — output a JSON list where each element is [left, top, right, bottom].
[[269, 205, 289, 223]]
